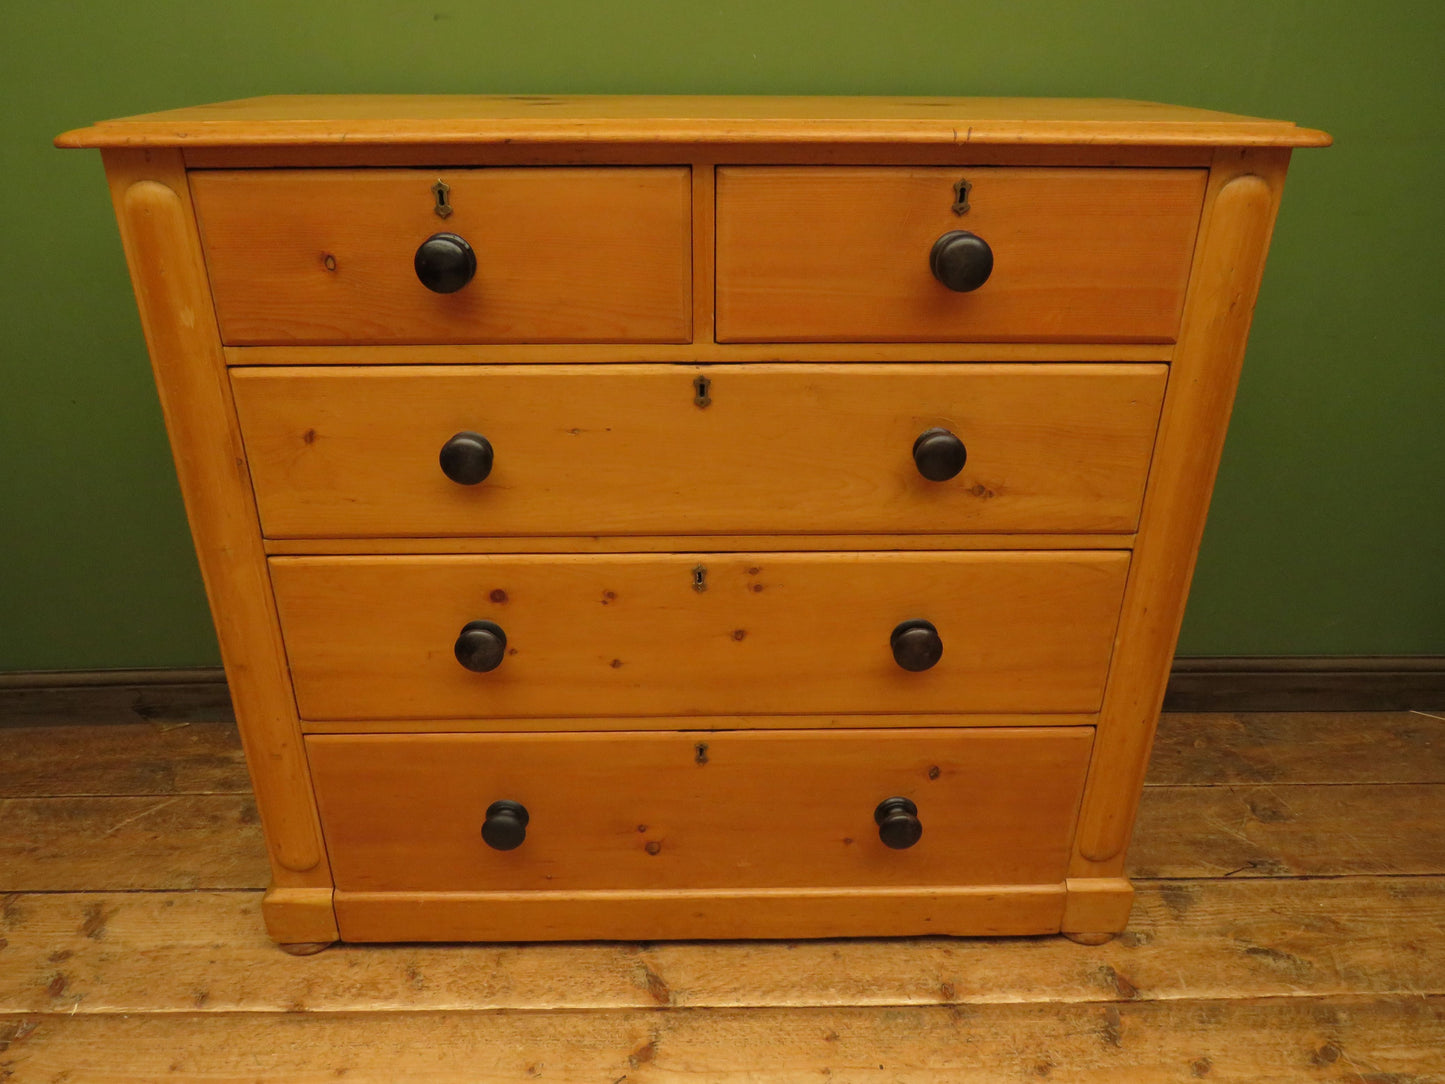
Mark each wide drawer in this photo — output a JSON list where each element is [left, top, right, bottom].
[[191, 168, 692, 345], [233, 363, 1166, 538], [308, 727, 1094, 891], [271, 551, 1130, 720], [716, 167, 1205, 343]]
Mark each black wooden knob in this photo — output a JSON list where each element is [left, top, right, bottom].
[[481, 800, 529, 851], [874, 797, 922, 850], [455, 620, 507, 673], [912, 428, 967, 481], [930, 230, 993, 292], [891, 619, 943, 672], [414, 232, 477, 293], [439, 431, 494, 485]]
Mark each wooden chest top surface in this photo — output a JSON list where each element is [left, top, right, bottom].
[[56, 95, 1330, 148]]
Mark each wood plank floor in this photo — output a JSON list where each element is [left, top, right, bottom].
[[1, 711, 1442, 1081]]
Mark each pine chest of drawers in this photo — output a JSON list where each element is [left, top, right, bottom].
[[58, 97, 1328, 950]]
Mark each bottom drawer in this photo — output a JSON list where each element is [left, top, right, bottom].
[[308, 727, 1093, 894]]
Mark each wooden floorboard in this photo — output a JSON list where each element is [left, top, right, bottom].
[[7, 781, 1442, 892], [0, 720, 249, 798], [1147, 710, 1445, 785], [3, 997, 1442, 1082], [1, 877, 1442, 1014], [1130, 783, 1445, 878], [0, 795, 268, 891], [2, 710, 1443, 1080]]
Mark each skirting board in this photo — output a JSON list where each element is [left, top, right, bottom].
[[0, 668, 235, 727], [1162, 656, 1445, 712], [1, 657, 1442, 726]]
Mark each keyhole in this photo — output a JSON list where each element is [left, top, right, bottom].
[[693, 375, 712, 408], [692, 565, 707, 592], [951, 178, 972, 215], [432, 179, 453, 219]]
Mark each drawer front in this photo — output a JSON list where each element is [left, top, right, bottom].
[[272, 551, 1129, 719], [234, 363, 1166, 538], [716, 167, 1205, 343], [308, 727, 1094, 891], [191, 168, 692, 345]]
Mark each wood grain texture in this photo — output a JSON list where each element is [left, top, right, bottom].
[[1147, 711, 1445, 785], [63, 101, 1332, 950], [54, 94, 1332, 148], [232, 363, 1165, 538], [11, 671, 1433, 729], [335, 885, 1067, 942], [1072, 149, 1292, 875], [298, 712, 1098, 735], [9, 777, 1433, 894], [261, 886, 338, 944], [1, 998, 1435, 1082], [0, 670, 234, 727], [3, 878, 1442, 1012], [716, 167, 1205, 343], [263, 533, 1136, 555], [23, 709, 1423, 787], [1165, 657, 1445, 712], [224, 341, 1178, 365], [0, 702, 1436, 1078], [307, 728, 1091, 893], [0, 795, 268, 891], [183, 143, 1223, 170], [100, 150, 328, 887], [691, 158, 717, 344], [0, 721, 247, 798], [270, 551, 1131, 719], [1061, 877, 1135, 938], [192, 168, 691, 345], [1131, 783, 1445, 878]]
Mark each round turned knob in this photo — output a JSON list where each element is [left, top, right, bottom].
[[414, 232, 477, 293], [929, 230, 994, 292], [912, 428, 967, 482], [891, 619, 943, 672], [439, 431, 494, 485], [455, 620, 507, 673], [874, 796, 922, 850], [481, 799, 529, 851]]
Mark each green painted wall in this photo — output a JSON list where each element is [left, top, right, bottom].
[[2, 1, 1440, 671]]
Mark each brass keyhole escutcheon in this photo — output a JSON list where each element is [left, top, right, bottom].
[[431, 179, 453, 219], [951, 178, 972, 215]]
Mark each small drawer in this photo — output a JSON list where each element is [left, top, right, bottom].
[[307, 727, 1094, 892], [716, 167, 1205, 343], [191, 168, 692, 345], [233, 363, 1166, 538], [271, 551, 1130, 720]]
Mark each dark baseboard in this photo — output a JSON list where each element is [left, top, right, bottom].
[[1161, 656, 1445, 712], [0, 668, 234, 726], [1, 657, 1442, 726]]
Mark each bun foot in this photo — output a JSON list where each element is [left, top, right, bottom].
[[279, 940, 336, 956], [1062, 931, 1117, 946]]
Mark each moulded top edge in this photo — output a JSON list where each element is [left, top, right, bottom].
[[54, 95, 1333, 150]]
